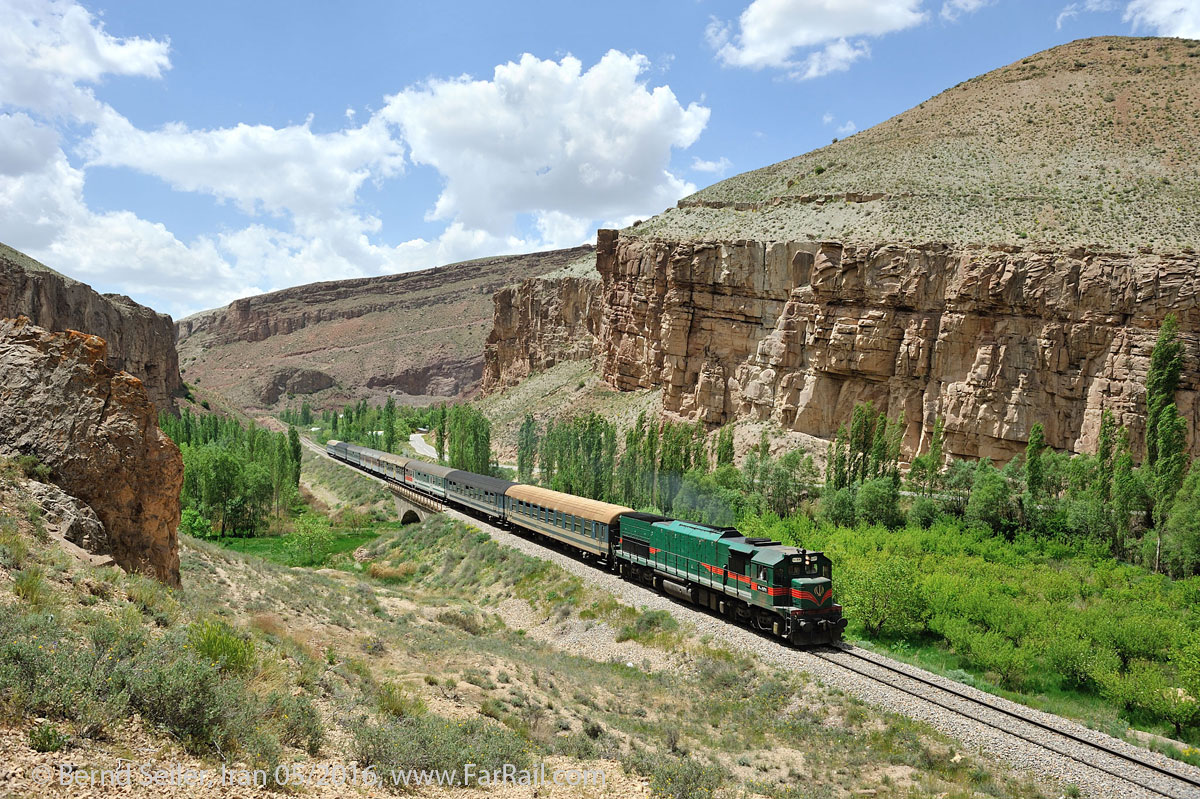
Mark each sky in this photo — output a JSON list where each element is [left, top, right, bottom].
[[1, 0, 1197, 318]]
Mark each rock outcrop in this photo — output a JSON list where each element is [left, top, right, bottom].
[[0, 243, 182, 411], [595, 231, 1200, 461], [176, 246, 593, 411], [482, 274, 604, 394], [0, 317, 182, 585], [256, 367, 337, 405]]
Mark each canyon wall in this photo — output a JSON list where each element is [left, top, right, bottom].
[[0, 244, 182, 411], [176, 246, 592, 411], [0, 317, 182, 585], [482, 274, 604, 394], [593, 230, 1200, 461]]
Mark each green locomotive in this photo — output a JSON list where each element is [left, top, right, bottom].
[[615, 513, 845, 645]]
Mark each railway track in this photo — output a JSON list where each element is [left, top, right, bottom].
[[813, 645, 1200, 799]]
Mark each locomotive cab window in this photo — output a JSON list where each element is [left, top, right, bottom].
[[757, 566, 769, 582]]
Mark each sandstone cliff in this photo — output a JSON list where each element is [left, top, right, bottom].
[[484, 38, 1200, 463], [595, 231, 1199, 461], [177, 246, 592, 411], [482, 274, 603, 394], [0, 317, 182, 585], [0, 243, 182, 411]]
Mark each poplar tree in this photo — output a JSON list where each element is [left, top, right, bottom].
[[1146, 314, 1183, 468], [517, 414, 539, 483]]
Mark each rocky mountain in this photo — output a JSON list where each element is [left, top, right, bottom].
[[177, 246, 593, 412], [0, 243, 182, 411], [0, 317, 182, 585], [485, 37, 1200, 461]]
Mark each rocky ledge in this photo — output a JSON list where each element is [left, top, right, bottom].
[[0, 243, 182, 411], [0, 317, 182, 585]]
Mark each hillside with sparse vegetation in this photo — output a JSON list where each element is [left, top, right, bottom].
[[637, 37, 1200, 251]]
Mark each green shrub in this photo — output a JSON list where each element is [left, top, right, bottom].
[[376, 682, 426, 720], [907, 497, 942, 529], [124, 642, 256, 755], [820, 486, 856, 527], [125, 575, 178, 626], [13, 567, 49, 606], [616, 609, 679, 643], [15, 455, 51, 483], [286, 516, 335, 567], [625, 751, 728, 799], [856, 477, 901, 528], [266, 692, 325, 755], [0, 519, 29, 568], [187, 619, 256, 675], [351, 715, 530, 790], [840, 554, 926, 639], [28, 722, 69, 752], [435, 610, 484, 636]]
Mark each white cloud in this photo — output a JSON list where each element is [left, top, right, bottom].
[[821, 111, 834, 124], [836, 120, 857, 136], [1056, 1, 1117, 29], [380, 51, 708, 237], [793, 38, 871, 79], [0, 0, 169, 121], [1124, 0, 1200, 37], [691, 156, 733, 176], [85, 110, 404, 221], [0, 2, 710, 317], [708, 0, 925, 77], [941, 0, 993, 21]]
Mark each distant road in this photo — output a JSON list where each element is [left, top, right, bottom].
[[409, 432, 437, 458]]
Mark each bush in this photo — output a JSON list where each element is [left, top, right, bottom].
[[266, 692, 325, 755], [187, 619, 256, 675], [29, 722, 69, 752], [15, 455, 51, 483], [351, 715, 530, 790], [616, 609, 679, 643], [840, 554, 926, 639], [856, 477, 901, 528], [124, 640, 256, 755], [820, 487, 856, 527], [907, 497, 942, 529], [435, 610, 484, 636], [376, 682, 426, 720], [13, 567, 49, 606], [286, 516, 335, 567], [625, 751, 728, 799]]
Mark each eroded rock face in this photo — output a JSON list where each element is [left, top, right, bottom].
[[595, 231, 1200, 462], [0, 243, 182, 411], [0, 317, 182, 585], [256, 367, 336, 405], [482, 275, 603, 394]]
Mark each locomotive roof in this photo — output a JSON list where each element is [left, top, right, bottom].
[[623, 511, 672, 523], [447, 470, 516, 494], [653, 519, 741, 542], [406, 459, 457, 479], [504, 484, 633, 525]]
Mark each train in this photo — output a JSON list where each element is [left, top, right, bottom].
[[326, 440, 847, 645]]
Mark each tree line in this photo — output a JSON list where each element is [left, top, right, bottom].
[[160, 409, 302, 538]]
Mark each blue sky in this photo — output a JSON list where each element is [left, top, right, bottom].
[[1, 0, 1196, 317]]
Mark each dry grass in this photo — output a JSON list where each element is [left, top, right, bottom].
[[637, 36, 1200, 253]]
